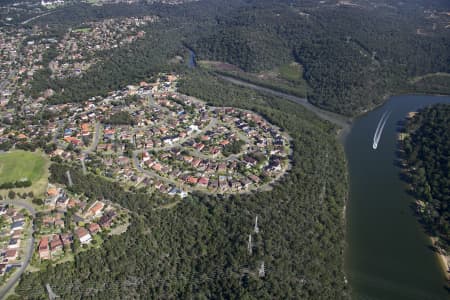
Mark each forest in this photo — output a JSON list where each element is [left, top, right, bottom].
[[13, 70, 349, 299], [21, 0, 450, 116], [188, 1, 450, 116], [5, 0, 450, 298], [23, 0, 450, 117], [402, 104, 450, 253]]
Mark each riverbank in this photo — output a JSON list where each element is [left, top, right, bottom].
[[431, 237, 450, 281], [344, 95, 450, 299], [191, 57, 449, 294], [397, 110, 450, 284]]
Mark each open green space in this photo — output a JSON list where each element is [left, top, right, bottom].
[[72, 27, 91, 33], [0, 150, 47, 185], [410, 72, 450, 84], [407, 73, 450, 96], [278, 62, 304, 83], [198, 60, 309, 98]]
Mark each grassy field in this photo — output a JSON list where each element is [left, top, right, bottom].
[[0, 151, 46, 183], [278, 62, 304, 83], [0, 150, 49, 197], [72, 27, 91, 33], [410, 72, 450, 84], [199, 60, 309, 98]]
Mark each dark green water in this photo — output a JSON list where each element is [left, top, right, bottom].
[[345, 95, 450, 300]]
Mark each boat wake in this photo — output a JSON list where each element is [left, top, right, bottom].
[[373, 110, 391, 150]]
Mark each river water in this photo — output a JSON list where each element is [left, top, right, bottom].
[[187, 50, 450, 298], [345, 94, 450, 300]]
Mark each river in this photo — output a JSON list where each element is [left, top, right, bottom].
[[186, 50, 450, 298], [345, 94, 450, 300]]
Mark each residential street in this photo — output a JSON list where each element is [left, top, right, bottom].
[[0, 200, 36, 299], [82, 122, 101, 155]]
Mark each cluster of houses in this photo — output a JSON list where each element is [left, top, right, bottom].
[[36, 185, 126, 261], [0, 15, 157, 113], [0, 71, 290, 198], [0, 205, 27, 277], [48, 16, 156, 79], [125, 77, 290, 193], [41, 0, 64, 7]]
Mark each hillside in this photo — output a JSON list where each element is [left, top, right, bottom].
[[402, 104, 450, 252], [14, 71, 349, 299]]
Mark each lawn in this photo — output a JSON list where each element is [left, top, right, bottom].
[[278, 62, 304, 83], [0, 151, 47, 184], [72, 27, 91, 33], [199, 60, 310, 98], [0, 150, 49, 198]]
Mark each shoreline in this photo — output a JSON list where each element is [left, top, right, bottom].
[[207, 63, 450, 287], [430, 237, 450, 281], [397, 113, 450, 283]]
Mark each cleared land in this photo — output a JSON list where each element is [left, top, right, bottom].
[[199, 60, 309, 98], [72, 27, 91, 33], [0, 150, 49, 197], [410, 72, 450, 84], [278, 62, 304, 83]]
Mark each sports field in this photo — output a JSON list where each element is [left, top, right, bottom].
[[0, 150, 48, 187]]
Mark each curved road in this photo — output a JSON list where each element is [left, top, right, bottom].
[[0, 200, 36, 299], [217, 75, 351, 130]]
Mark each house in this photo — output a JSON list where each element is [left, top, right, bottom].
[[43, 215, 55, 227], [41, 0, 64, 7], [38, 237, 50, 259], [7, 238, 20, 249], [244, 156, 258, 166], [75, 227, 92, 244], [0, 205, 7, 215], [50, 236, 63, 253], [88, 223, 101, 235], [60, 233, 73, 247], [12, 213, 25, 222], [219, 140, 230, 146], [17, 133, 27, 140], [198, 177, 209, 187], [81, 123, 90, 135], [11, 221, 25, 233], [4, 249, 17, 261], [168, 188, 188, 198], [186, 176, 198, 185], [54, 219, 65, 228], [232, 181, 242, 190], [152, 163, 162, 172], [11, 230, 22, 239], [88, 201, 105, 217], [116, 156, 130, 166], [47, 187, 58, 197], [241, 179, 252, 189], [248, 174, 261, 183], [183, 156, 193, 163], [99, 215, 112, 228], [64, 136, 82, 146], [194, 143, 205, 151], [217, 163, 227, 172], [191, 159, 201, 168]]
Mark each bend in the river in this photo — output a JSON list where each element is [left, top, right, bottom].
[[345, 94, 450, 299]]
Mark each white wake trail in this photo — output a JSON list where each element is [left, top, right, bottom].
[[373, 110, 391, 150], [373, 111, 388, 143]]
